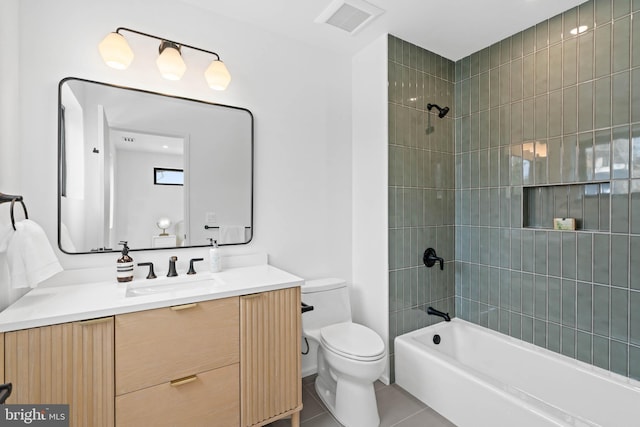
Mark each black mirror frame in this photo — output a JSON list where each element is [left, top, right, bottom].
[[57, 77, 254, 254]]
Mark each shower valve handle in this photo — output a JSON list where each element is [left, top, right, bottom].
[[423, 248, 444, 270]]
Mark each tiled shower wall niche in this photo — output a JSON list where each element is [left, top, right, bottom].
[[388, 35, 456, 380], [454, 0, 640, 381], [523, 182, 612, 230]]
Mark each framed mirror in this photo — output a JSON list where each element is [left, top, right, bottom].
[[58, 77, 253, 254]]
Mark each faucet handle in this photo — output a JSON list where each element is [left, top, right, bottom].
[[187, 258, 204, 275], [137, 262, 157, 279], [423, 248, 444, 270]]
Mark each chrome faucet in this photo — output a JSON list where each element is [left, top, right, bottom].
[[167, 256, 178, 277]]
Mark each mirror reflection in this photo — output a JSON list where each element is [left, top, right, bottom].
[[58, 78, 253, 254]]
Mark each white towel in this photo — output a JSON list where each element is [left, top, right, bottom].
[[0, 219, 63, 288], [219, 225, 246, 244]]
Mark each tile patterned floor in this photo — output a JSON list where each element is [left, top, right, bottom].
[[268, 375, 456, 427]]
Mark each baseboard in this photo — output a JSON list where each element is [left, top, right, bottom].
[[302, 366, 317, 378]]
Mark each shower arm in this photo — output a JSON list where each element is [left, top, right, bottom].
[[426, 103, 450, 118]]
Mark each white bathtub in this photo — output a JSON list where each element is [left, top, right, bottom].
[[395, 318, 640, 427]]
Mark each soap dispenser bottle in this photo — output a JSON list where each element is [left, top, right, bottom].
[[208, 238, 221, 273], [117, 241, 134, 282]]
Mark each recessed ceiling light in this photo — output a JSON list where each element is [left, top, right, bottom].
[[162, 145, 169, 149], [570, 25, 588, 35]]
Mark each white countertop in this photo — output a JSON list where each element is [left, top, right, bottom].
[[0, 264, 303, 332]]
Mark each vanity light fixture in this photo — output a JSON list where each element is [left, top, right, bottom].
[[98, 27, 231, 90]]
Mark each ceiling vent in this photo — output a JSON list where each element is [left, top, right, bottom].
[[315, 0, 384, 35]]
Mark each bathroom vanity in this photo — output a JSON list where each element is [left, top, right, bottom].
[[0, 259, 302, 427]]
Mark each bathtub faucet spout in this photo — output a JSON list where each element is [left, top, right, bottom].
[[427, 306, 451, 322]]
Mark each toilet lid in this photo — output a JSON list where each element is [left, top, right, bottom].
[[320, 322, 385, 361]]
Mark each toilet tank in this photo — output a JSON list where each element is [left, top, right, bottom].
[[301, 278, 352, 333]]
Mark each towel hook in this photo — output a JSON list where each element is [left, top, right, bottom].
[[10, 198, 29, 230], [1, 193, 29, 231]]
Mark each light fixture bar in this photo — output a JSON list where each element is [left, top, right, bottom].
[[114, 27, 221, 61], [99, 27, 231, 90]]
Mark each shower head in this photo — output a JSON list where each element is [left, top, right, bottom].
[[427, 103, 450, 118]]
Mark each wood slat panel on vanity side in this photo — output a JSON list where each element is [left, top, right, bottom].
[[73, 317, 115, 427], [240, 287, 302, 427], [4, 317, 115, 427]]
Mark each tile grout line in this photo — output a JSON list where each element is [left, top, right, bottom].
[[388, 407, 430, 427], [301, 381, 343, 426]]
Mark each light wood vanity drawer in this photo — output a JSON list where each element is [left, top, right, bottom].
[[115, 297, 239, 395], [116, 363, 239, 427]]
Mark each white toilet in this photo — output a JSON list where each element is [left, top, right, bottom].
[[301, 278, 386, 427]]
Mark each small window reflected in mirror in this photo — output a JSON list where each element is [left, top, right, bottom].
[[154, 168, 184, 186]]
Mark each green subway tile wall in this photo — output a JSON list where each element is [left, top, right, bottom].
[[455, 0, 640, 380], [387, 35, 456, 381]]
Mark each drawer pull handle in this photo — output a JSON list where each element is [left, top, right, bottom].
[[77, 317, 112, 326], [242, 293, 262, 300], [170, 303, 198, 311], [170, 375, 198, 387]]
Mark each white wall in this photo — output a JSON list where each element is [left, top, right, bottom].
[[59, 84, 88, 251], [0, 1, 29, 309], [0, 0, 20, 195], [301, 34, 390, 379], [186, 107, 252, 246], [0, 0, 352, 306], [115, 150, 183, 249], [352, 34, 390, 383]]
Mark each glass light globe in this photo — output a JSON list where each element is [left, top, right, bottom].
[[98, 32, 134, 70], [156, 43, 186, 81], [204, 60, 231, 90]]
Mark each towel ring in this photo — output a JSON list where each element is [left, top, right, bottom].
[[10, 198, 28, 231]]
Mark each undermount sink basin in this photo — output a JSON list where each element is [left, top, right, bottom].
[[125, 275, 216, 297]]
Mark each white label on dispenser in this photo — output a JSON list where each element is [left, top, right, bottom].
[[117, 261, 134, 282]]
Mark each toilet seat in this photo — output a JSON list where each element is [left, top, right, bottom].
[[320, 322, 385, 362]]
